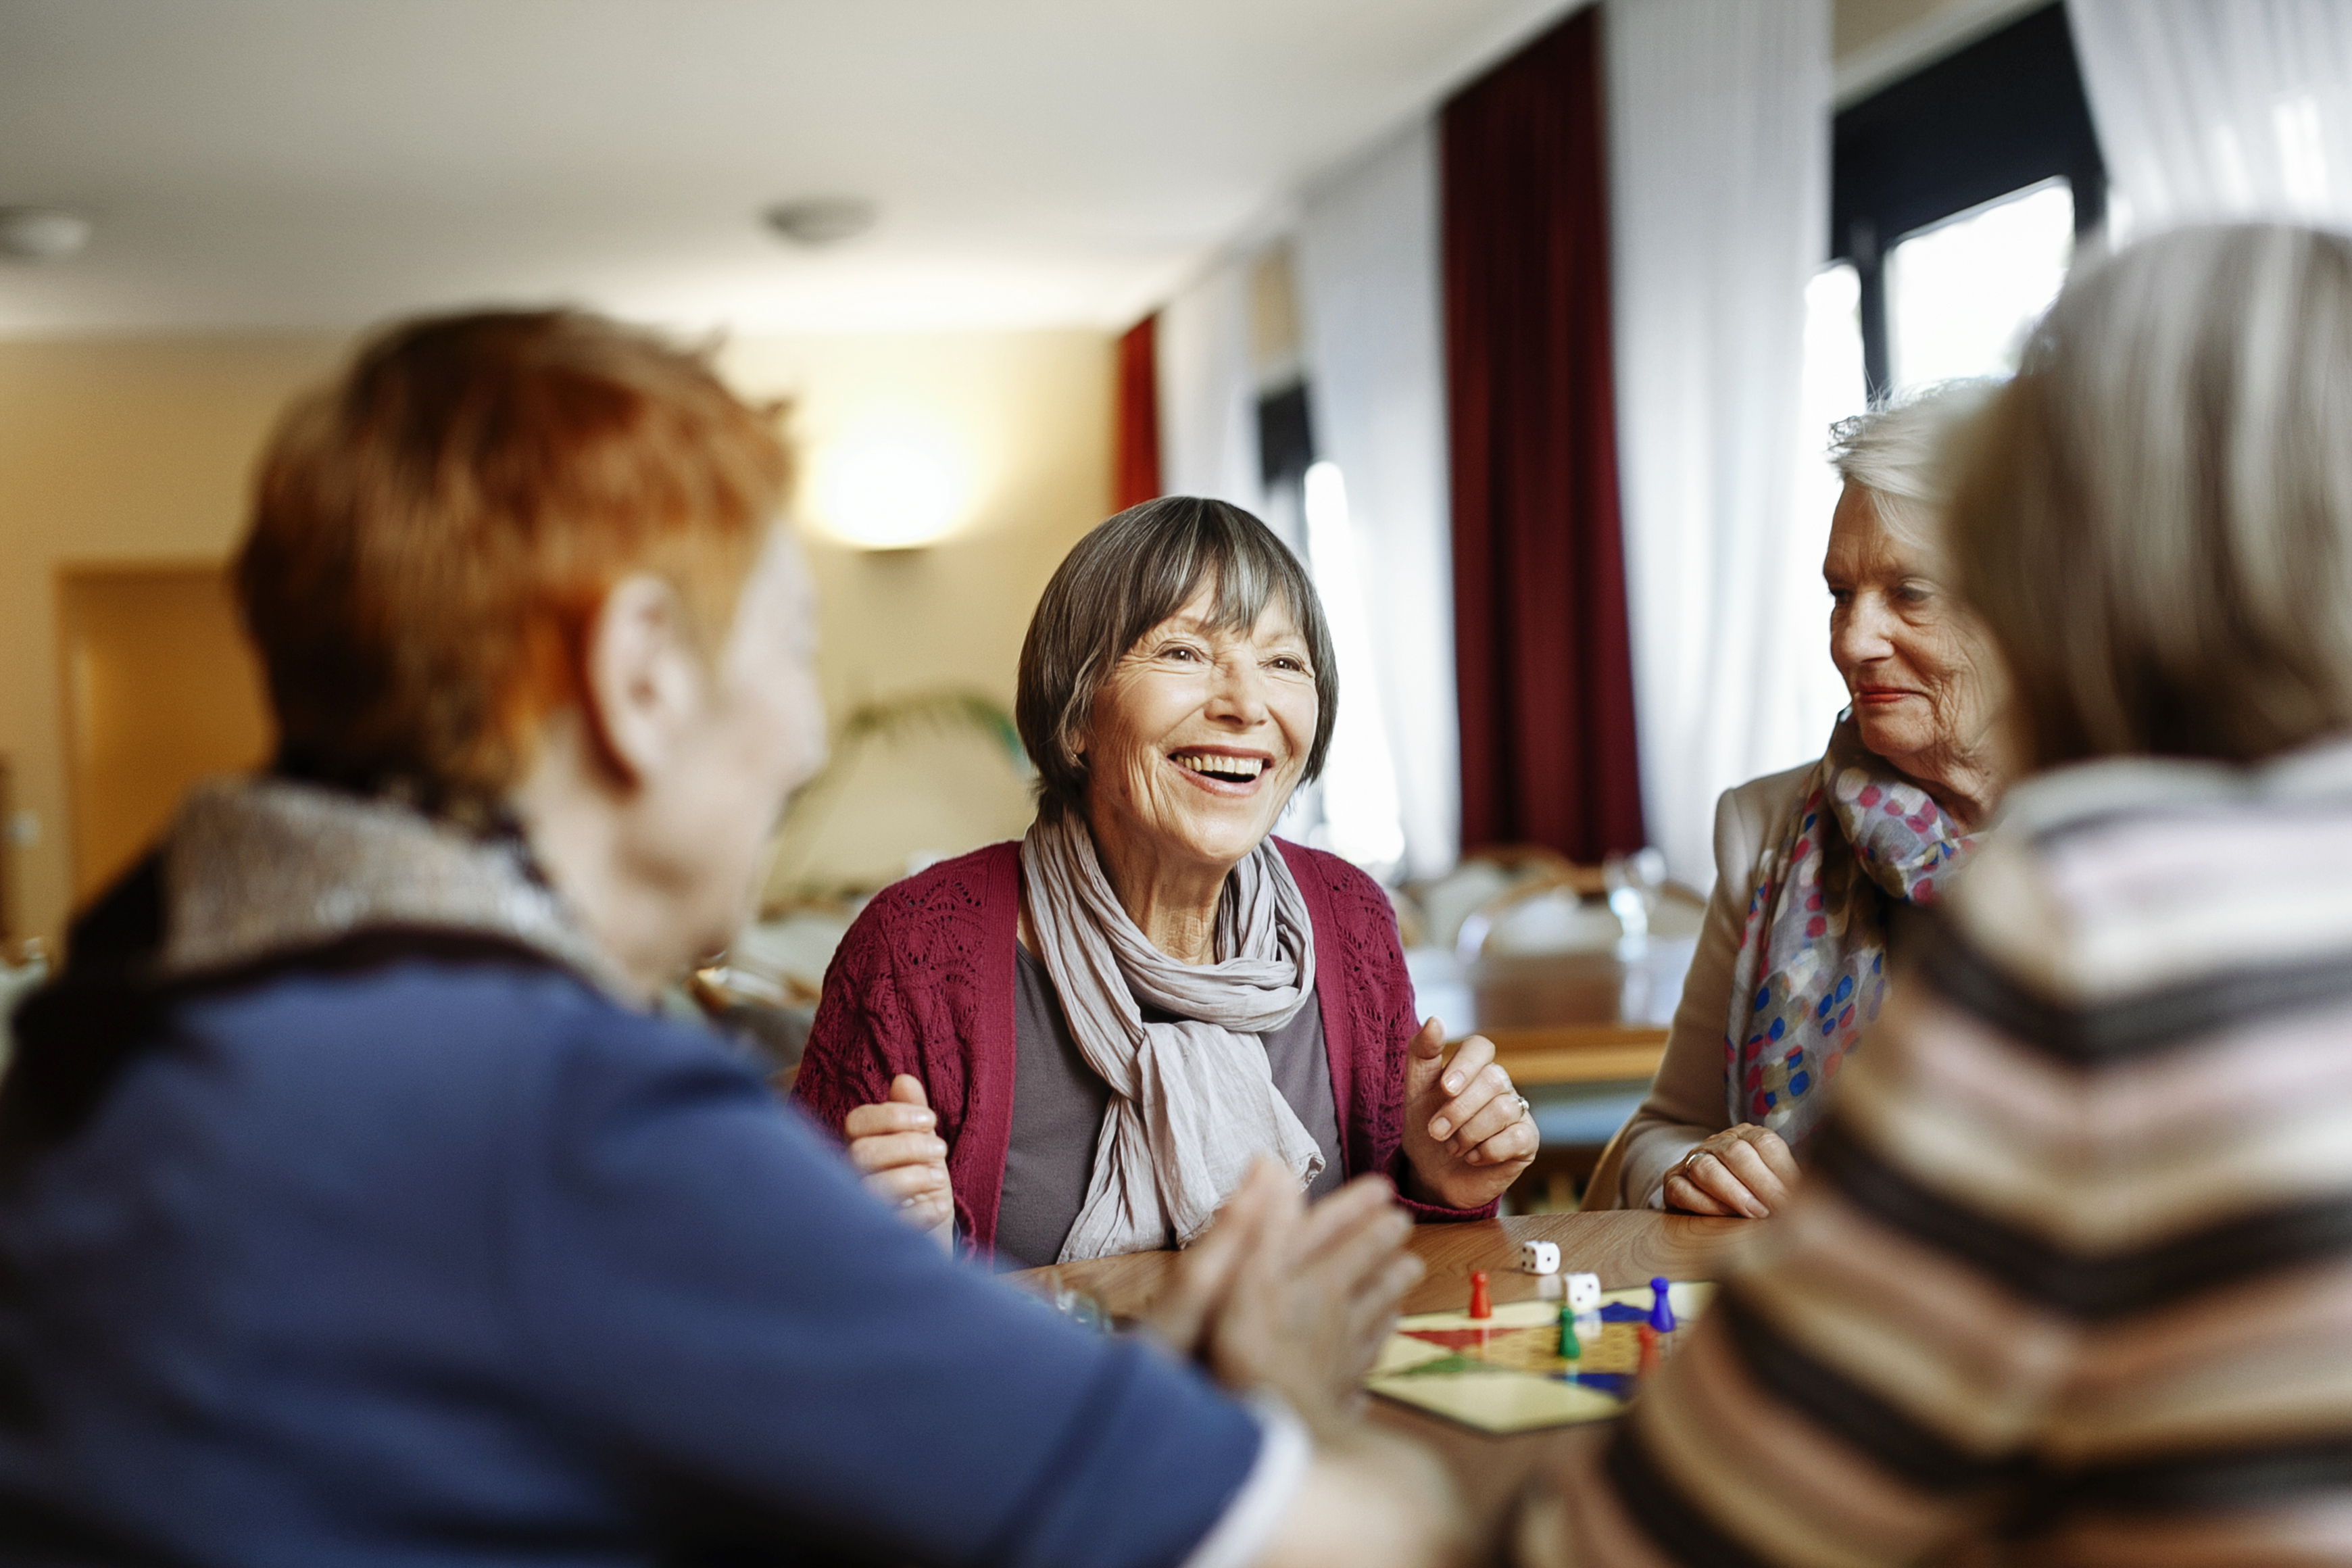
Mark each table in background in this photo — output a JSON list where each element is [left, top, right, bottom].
[[1011, 1209, 1746, 1541]]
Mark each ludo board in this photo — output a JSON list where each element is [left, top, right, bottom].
[[1363, 1281, 1715, 1435]]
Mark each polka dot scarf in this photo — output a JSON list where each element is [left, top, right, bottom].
[[1719, 712, 1982, 1147]]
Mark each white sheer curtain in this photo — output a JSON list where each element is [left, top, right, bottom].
[[1154, 259, 1263, 513], [1604, 0, 1835, 887], [1294, 121, 1461, 882], [2069, 0, 2352, 237]]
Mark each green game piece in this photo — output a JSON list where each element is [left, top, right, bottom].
[[1557, 1302, 1580, 1360]]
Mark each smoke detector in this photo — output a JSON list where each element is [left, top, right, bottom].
[[762, 197, 877, 249], [0, 207, 93, 262]]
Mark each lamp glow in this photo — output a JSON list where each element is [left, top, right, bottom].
[[813, 425, 966, 551]]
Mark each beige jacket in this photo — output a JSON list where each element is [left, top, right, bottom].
[[1605, 762, 1810, 1209]]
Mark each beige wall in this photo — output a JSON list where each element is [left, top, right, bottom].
[[1833, 0, 2050, 95], [0, 335, 345, 950], [0, 326, 1111, 950], [720, 330, 1111, 729], [1836, 0, 1963, 57]]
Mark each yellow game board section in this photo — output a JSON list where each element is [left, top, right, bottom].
[[1365, 1282, 1717, 1435], [1373, 1367, 1630, 1432]]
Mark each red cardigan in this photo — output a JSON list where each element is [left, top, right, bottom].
[[793, 837, 1493, 1255]]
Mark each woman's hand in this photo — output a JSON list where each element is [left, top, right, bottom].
[[1661, 1123, 1798, 1218], [843, 1075, 954, 1244], [1141, 1161, 1422, 1431], [1398, 1020, 1538, 1210]]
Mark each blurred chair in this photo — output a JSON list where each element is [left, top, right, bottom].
[[1405, 843, 1581, 956], [1463, 861, 1703, 962], [1578, 1118, 1635, 1212], [704, 905, 862, 1084], [698, 691, 1035, 1086], [1448, 854, 1701, 1215], [1465, 871, 1705, 1030], [684, 959, 817, 1089]]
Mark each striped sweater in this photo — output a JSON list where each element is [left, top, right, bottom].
[[1540, 741, 2352, 1566]]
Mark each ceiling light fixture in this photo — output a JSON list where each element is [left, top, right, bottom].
[[762, 197, 877, 249], [0, 207, 93, 262]]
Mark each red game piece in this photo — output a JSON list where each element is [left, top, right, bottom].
[[1636, 1323, 1659, 1375], [1467, 1270, 1492, 1319]]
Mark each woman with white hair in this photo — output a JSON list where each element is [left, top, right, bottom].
[[1602, 382, 2005, 1214]]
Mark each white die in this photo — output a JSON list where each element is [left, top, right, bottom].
[[1519, 1240, 1561, 1275], [1565, 1272, 1602, 1312]]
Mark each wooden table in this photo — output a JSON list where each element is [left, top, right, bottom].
[[1013, 1208, 1746, 1536]]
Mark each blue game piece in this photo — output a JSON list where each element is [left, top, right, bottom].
[[1647, 1277, 1676, 1333]]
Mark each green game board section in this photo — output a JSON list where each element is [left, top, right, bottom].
[[1390, 1353, 1484, 1377]]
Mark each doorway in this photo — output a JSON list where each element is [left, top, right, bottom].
[[57, 563, 274, 904]]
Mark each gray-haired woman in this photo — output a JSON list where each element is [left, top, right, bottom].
[[1602, 383, 2007, 1215], [795, 497, 1537, 1265]]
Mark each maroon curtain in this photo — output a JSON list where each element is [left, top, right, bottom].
[[1442, 6, 1646, 863], [1112, 315, 1161, 512]]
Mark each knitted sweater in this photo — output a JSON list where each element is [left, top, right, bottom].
[[794, 838, 1492, 1254]]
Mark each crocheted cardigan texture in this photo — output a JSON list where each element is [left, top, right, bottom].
[[793, 837, 1492, 1254]]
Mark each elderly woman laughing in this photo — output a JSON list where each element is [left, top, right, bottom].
[[795, 497, 1536, 1264]]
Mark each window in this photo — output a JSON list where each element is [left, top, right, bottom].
[[1254, 381, 1314, 556], [1788, 261, 1869, 741], [1832, 3, 2105, 404], [1788, 7, 2098, 737], [1300, 461, 1404, 873], [1256, 383, 1406, 876], [1886, 176, 2074, 393]]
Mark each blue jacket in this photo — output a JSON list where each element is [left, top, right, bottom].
[[0, 926, 1260, 1566]]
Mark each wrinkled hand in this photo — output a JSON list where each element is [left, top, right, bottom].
[[1661, 1123, 1798, 1218], [843, 1075, 954, 1242], [1142, 1161, 1423, 1431], [1398, 1020, 1538, 1210]]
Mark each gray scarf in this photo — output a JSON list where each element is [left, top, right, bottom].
[[159, 776, 627, 996], [1019, 811, 1323, 1261]]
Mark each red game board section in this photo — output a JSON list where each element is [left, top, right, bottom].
[[1402, 1328, 1504, 1352]]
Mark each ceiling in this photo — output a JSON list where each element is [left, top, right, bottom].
[[0, 0, 1578, 337]]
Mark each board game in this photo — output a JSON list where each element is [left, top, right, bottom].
[[1364, 1281, 1715, 1434]]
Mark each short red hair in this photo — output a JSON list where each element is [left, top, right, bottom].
[[236, 310, 788, 818]]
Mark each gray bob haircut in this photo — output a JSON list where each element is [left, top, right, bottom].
[[1949, 223, 2352, 768], [1016, 496, 1338, 820], [1828, 379, 2001, 562]]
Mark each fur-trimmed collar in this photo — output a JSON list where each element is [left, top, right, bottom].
[[157, 777, 628, 998]]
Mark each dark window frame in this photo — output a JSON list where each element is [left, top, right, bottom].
[[1256, 381, 1315, 495], [1832, 3, 2106, 404]]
